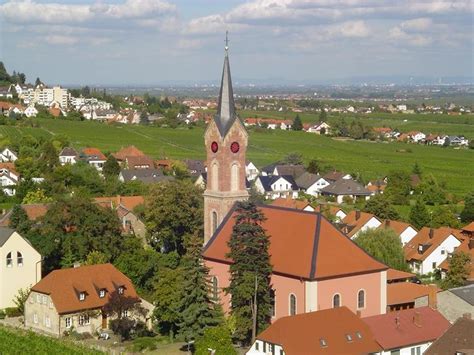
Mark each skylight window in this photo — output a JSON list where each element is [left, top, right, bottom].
[[345, 334, 353, 342], [355, 332, 362, 339], [319, 338, 327, 347]]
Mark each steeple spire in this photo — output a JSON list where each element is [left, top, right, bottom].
[[214, 31, 237, 137]]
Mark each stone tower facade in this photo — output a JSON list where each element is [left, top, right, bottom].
[[203, 47, 249, 245]]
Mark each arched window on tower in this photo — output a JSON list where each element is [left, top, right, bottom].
[[231, 163, 239, 191], [358, 290, 365, 309], [211, 163, 218, 190], [333, 294, 341, 308], [289, 294, 297, 316], [270, 289, 276, 317], [212, 211, 218, 235]]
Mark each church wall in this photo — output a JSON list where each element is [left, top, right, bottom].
[[271, 274, 306, 321]]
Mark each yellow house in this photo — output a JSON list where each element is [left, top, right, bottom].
[[0, 228, 42, 309]]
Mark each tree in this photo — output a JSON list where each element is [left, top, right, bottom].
[[145, 180, 203, 254], [417, 174, 447, 205], [409, 198, 431, 229], [412, 162, 422, 177], [194, 325, 237, 355], [292, 115, 303, 131], [441, 251, 471, 289], [22, 189, 53, 204], [178, 234, 222, 341], [139, 111, 149, 125], [319, 108, 327, 121], [282, 153, 303, 165], [460, 191, 474, 223], [363, 194, 400, 220], [84, 250, 109, 265], [103, 154, 120, 178], [225, 201, 272, 345], [443, 137, 451, 147], [385, 170, 412, 205], [355, 228, 409, 271], [430, 205, 460, 228], [9, 205, 31, 235], [306, 159, 320, 174], [39, 141, 59, 172], [13, 287, 30, 315]]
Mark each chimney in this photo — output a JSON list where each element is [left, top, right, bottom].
[[385, 220, 391, 227], [355, 210, 361, 220], [428, 284, 438, 309], [429, 228, 434, 239], [413, 311, 422, 327]]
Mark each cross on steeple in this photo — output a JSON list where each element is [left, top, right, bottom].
[[225, 30, 229, 51]]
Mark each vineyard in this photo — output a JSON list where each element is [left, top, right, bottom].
[[0, 325, 103, 354]]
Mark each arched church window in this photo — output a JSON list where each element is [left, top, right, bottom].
[[212, 163, 218, 190], [333, 294, 341, 308], [231, 163, 239, 191], [289, 294, 297, 316], [212, 211, 218, 235], [358, 290, 365, 309]]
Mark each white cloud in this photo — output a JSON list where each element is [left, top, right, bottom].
[[45, 35, 79, 45], [400, 18, 433, 31]]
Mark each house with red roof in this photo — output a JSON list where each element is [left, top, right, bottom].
[[404, 227, 463, 275], [203, 205, 389, 321], [80, 148, 107, 171], [24, 264, 149, 336], [341, 210, 382, 239], [270, 197, 314, 211], [379, 219, 418, 246]]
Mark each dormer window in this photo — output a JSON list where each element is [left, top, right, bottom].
[[118, 286, 124, 295], [79, 292, 86, 301], [99, 289, 106, 298]]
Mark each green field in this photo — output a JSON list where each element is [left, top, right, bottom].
[[0, 118, 473, 196], [0, 325, 102, 354]]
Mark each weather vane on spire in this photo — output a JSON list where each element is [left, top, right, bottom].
[[225, 30, 229, 51]]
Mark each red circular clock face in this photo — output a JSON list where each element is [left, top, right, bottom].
[[211, 141, 218, 153], [230, 142, 240, 153]]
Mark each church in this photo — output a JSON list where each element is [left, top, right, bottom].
[[202, 44, 388, 321]]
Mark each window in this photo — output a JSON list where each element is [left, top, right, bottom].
[[211, 276, 218, 302], [289, 294, 297, 316], [17, 252, 23, 266], [78, 314, 90, 326], [79, 292, 85, 301], [411, 347, 421, 355], [65, 317, 72, 328], [6, 252, 12, 267], [358, 290, 365, 309], [270, 289, 276, 317], [33, 314, 38, 324], [319, 338, 327, 348], [45, 316, 51, 328], [118, 286, 124, 295], [432, 262, 437, 269], [231, 164, 239, 191], [42, 295, 47, 305], [212, 211, 218, 235], [391, 350, 400, 355], [122, 310, 128, 318], [355, 332, 362, 339], [99, 289, 106, 298], [345, 334, 353, 342], [263, 342, 266, 352], [441, 249, 445, 255], [36, 294, 41, 303], [333, 294, 341, 308], [255, 341, 259, 351]]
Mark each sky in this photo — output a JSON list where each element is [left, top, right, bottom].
[[0, 0, 473, 85]]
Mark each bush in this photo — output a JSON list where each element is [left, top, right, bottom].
[[0, 310, 5, 320], [4, 307, 21, 317], [127, 337, 160, 352]]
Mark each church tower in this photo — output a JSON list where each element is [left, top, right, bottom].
[[203, 38, 249, 245]]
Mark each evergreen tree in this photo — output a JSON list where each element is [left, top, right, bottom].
[[460, 191, 474, 223], [225, 201, 272, 345], [292, 115, 303, 131], [409, 198, 431, 230], [9, 204, 31, 235], [306, 159, 320, 174], [412, 162, 422, 177], [441, 251, 471, 289], [430, 205, 460, 228], [35, 77, 42, 87], [385, 170, 412, 205], [103, 154, 120, 178], [178, 234, 222, 341], [140, 111, 149, 125]]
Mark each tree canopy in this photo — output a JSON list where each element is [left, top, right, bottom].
[[363, 194, 400, 220]]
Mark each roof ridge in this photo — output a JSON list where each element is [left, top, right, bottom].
[[309, 213, 322, 279]]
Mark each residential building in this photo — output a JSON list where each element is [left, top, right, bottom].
[[439, 237, 474, 283], [323, 170, 352, 183], [270, 197, 314, 211], [184, 159, 206, 179], [203, 205, 389, 320], [340, 211, 382, 239], [125, 155, 154, 170], [306, 121, 331, 134], [59, 147, 79, 165], [387, 282, 438, 311], [0, 162, 20, 196], [112, 145, 145, 164], [0, 147, 18, 162], [379, 219, 418, 246], [295, 172, 330, 197], [386, 268, 416, 284], [0, 204, 49, 227], [80, 148, 107, 171], [24, 264, 144, 336], [364, 307, 451, 355], [247, 307, 382, 355], [404, 227, 462, 275], [119, 169, 173, 184], [24, 105, 38, 118], [254, 175, 298, 200], [314, 204, 347, 221], [245, 161, 259, 181], [320, 178, 371, 203], [202, 47, 250, 243], [0, 228, 42, 309], [425, 316, 474, 354]]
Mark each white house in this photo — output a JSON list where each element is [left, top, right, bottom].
[[59, 147, 79, 165], [0, 148, 18, 162], [379, 220, 418, 246], [404, 227, 462, 275], [23, 105, 38, 118], [0, 163, 19, 196], [341, 211, 382, 239], [396, 104, 407, 111], [295, 172, 330, 197], [254, 175, 298, 200], [306, 121, 331, 135], [409, 132, 426, 143], [0, 228, 42, 309], [245, 161, 259, 181]]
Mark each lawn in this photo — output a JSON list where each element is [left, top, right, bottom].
[[0, 325, 103, 354], [2, 118, 473, 196]]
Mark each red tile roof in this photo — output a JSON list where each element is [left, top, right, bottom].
[[379, 219, 417, 237], [203, 205, 387, 280], [462, 222, 474, 233], [82, 147, 106, 160], [425, 317, 474, 355], [342, 211, 381, 238], [0, 162, 19, 177], [387, 282, 438, 306], [363, 307, 450, 350], [31, 263, 138, 314], [387, 268, 415, 282], [112, 145, 145, 161], [258, 307, 382, 354], [270, 197, 312, 210], [93, 195, 144, 212], [126, 155, 154, 169], [404, 227, 463, 262]]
